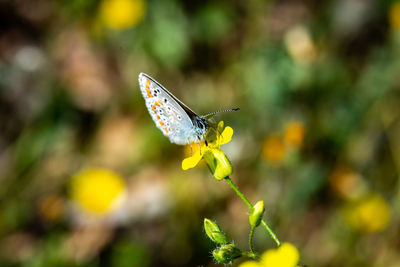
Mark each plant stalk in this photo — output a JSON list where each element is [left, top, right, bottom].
[[224, 177, 281, 247]]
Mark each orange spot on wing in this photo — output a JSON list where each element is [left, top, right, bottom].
[[145, 80, 152, 97], [160, 121, 164, 126], [156, 115, 160, 120], [164, 127, 168, 134]]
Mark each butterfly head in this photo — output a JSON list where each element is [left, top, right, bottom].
[[193, 116, 209, 140]]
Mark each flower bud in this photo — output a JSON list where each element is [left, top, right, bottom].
[[212, 244, 242, 264], [249, 201, 265, 228], [204, 218, 228, 244], [204, 148, 233, 181]]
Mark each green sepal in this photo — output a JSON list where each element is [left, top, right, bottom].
[[212, 244, 242, 264], [204, 218, 228, 244]]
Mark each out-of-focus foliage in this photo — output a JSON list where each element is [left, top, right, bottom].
[[0, 0, 399, 266]]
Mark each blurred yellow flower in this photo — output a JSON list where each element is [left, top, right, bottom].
[[329, 165, 366, 199], [345, 194, 391, 233], [99, 0, 145, 30], [261, 243, 299, 267], [70, 168, 126, 215], [262, 135, 285, 164], [389, 2, 400, 30], [239, 243, 300, 267], [284, 121, 305, 148], [182, 121, 233, 180]]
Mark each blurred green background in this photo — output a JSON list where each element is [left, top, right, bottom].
[[1, 0, 400, 266]]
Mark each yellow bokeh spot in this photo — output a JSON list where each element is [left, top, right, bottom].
[[389, 2, 400, 30], [284, 121, 305, 148], [260, 243, 300, 267], [99, 0, 146, 30], [346, 194, 391, 233], [70, 168, 126, 215], [262, 136, 285, 164], [329, 165, 365, 199]]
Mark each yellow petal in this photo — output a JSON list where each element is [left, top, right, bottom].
[[182, 152, 203, 170], [220, 126, 233, 145], [205, 128, 219, 148], [217, 121, 224, 133]]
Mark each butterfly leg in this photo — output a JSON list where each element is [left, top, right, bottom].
[[196, 136, 202, 155]]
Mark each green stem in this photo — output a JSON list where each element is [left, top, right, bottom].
[[249, 226, 255, 253], [224, 177, 281, 247], [261, 220, 280, 246], [241, 251, 259, 260]]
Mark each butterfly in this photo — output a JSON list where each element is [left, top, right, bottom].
[[138, 73, 238, 146]]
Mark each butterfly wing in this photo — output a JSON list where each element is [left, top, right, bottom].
[[138, 73, 197, 145]]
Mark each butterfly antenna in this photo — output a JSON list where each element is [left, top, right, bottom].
[[202, 108, 240, 119]]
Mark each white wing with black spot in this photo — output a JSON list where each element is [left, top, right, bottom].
[[138, 73, 198, 145]]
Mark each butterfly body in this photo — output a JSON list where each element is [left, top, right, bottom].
[[138, 73, 208, 145]]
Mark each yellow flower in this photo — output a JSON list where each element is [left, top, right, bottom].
[[262, 135, 285, 164], [390, 2, 400, 31], [345, 194, 391, 233], [99, 0, 146, 30], [182, 121, 233, 180], [284, 121, 305, 148], [70, 168, 126, 215], [239, 243, 300, 267]]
